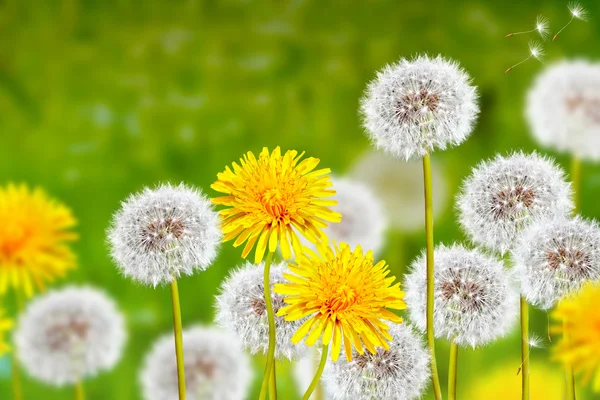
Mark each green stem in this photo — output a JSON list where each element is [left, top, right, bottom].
[[520, 296, 530, 400], [75, 381, 85, 400], [269, 362, 277, 398], [448, 341, 458, 400], [571, 156, 582, 214], [259, 251, 276, 400], [423, 153, 442, 400], [564, 317, 576, 400], [170, 279, 187, 400], [302, 344, 328, 400], [12, 290, 23, 400], [314, 346, 324, 400]]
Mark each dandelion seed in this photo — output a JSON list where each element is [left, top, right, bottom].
[[140, 326, 253, 400], [108, 183, 222, 287], [275, 241, 406, 362], [215, 261, 307, 360], [405, 244, 518, 347], [505, 41, 545, 74], [553, 2, 588, 41], [0, 183, 77, 298], [505, 15, 550, 40], [457, 152, 573, 254], [15, 286, 126, 386], [323, 323, 430, 400], [512, 216, 600, 309], [360, 55, 479, 161], [526, 60, 600, 161]]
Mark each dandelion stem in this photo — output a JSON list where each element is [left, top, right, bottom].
[[314, 347, 324, 400], [564, 316, 576, 400], [520, 296, 530, 400], [169, 278, 187, 400], [75, 381, 85, 400], [423, 153, 442, 400], [12, 290, 24, 400], [553, 17, 574, 41], [269, 362, 277, 399], [302, 343, 328, 400], [259, 251, 277, 400], [448, 340, 458, 400], [505, 29, 535, 37]]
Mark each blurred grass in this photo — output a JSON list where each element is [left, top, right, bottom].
[[1, 0, 600, 398]]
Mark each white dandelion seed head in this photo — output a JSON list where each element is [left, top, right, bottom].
[[457, 152, 573, 255], [15, 286, 126, 386], [360, 54, 479, 161], [140, 325, 252, 400], [526, 60, 600, 161], [299, 177, 387, 255], [512, 216, 600, 310], [535, 15, 550, 39], [568, 2, 587, 20], [405, 244, 519, 347], [349, 150, 449, 232], [323, 323, 430, 400], [215, 261, 306, 360], [108, 183, 222, 287]]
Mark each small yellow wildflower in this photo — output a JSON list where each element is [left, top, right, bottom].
[[275, 241, 406, 362], [552, 282, 600, 391], [211, 147, 341, 263], [0, 183, 77, 297]]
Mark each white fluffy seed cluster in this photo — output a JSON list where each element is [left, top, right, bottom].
[[349, 150, 449, 232], [323, 323, 430, 400], [300, 177, 387, 255], [360, 54, 479, 161], [405, 244, 518, 347], [526, 60, 600, 161], [15, 286, 126, 386], [140, 325, 252, 400], [457, 152, 573, 254], [215, 261, 306, 360], [108, 183, 222, 287], [512, 216, 600, 310]]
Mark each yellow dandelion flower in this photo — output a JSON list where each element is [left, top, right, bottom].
[[275, 241, 406, 362], [552, 282, 600, 391], [211, 147, 341, 263], [0, 308, 12, 356], [466, 360, 564, 399], [0, 183, 77, 297]]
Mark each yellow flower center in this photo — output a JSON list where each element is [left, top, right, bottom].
[[260, 188, 290, 222], [327, 284, 357, 313]]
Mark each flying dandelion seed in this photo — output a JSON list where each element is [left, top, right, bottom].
[[505, 15, 550, 40], [505, 41, 545, 74], [553, 2, 588, 41]]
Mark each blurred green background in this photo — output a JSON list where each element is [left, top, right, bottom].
[[1, 0, 600, 398]]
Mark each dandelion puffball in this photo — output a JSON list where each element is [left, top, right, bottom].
[[457, 152, 573, 254], [360, 54, 479, 161], [323, 323, 430, 400], [513, 216, 600, 309], [526, 60, 600, 161], [140, 325, 252, 400], [349, 150, 449, 232], [215, 261, 306, 360], [15, 286, 126, 386], [108, 183, 222, 287], [300, 177, 387, 255], [405, 244, 518, 347]]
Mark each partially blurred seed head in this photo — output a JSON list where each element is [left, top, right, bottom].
[[360, 54, 479, 161], [527, 60, 600, 161], [140, 325, 252, 400], [349, 150, 449, 232], [457, 152, 573, 254], [108, 183, 222, 287], [405, 244, 518, 347], [215, 261, 306, 360], [323, 323, 430, 400], [15, 286, 126, 386], [512, 216, 600, 309]]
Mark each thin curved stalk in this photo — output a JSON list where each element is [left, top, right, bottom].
[[520, 296, 530, 400], [259, 251, 277, 400], [12, 290, 24, 400], [448, 341, 458, 400], [302, 344, 329, 400], [170, 279, 187, 400], [75, 381, 85, 400], [423, 153, 442, 400]]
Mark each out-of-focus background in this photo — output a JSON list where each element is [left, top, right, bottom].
[[1, 0, 599, 398]]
